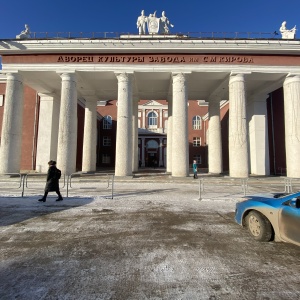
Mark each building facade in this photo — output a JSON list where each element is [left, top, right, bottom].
[[0, 33, 298, 177]]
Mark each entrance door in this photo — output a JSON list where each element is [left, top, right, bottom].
[[147, 152, 158, 167]]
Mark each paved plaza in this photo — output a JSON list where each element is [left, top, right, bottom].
[[0, 174, 300, 299]]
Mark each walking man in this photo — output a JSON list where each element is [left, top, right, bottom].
[[38, 160, 63, 202]]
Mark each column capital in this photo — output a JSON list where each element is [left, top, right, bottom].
[[230, 73, 245, 83], [56, 72, 77, 82], [171, 72, 191, 81], [230, 71, 252, 76], [284, 73, 300, 85], [230, 72, 252, 83], [115, 72, 134, 82], [5, 72, 23, 81]]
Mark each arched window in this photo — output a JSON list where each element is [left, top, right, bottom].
[[192, 116, 201, 130], [148, 111, 157, 128], [146, 140, 159, 149], [103, 115, 112, 129]]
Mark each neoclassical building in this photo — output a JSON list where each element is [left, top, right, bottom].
[[0, 24, 299, 178]]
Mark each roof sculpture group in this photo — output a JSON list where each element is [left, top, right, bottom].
[[14, 18, 297, 39], [136, 10, 174, 35]]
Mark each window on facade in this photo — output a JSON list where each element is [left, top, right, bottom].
[[103, 115, 112, 129], [193, 155, 202, 164], [192, 116, 201, 130], [146, 139, 159, 149], [103, 136, 111, 146], [193, 137, 201, 147], [148, 111, 157, 128], [102, 154, 110, 164]]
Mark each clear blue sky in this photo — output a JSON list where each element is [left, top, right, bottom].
[[1, 0, 300, 39]]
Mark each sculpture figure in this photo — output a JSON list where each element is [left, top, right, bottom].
[[279, 21, 296, 39], [136, 10, 175, 35], [136, 10, 147, 35], [160, 11, 174, 34], [147, 11, 160, 34], [16, 24, 31, 39]]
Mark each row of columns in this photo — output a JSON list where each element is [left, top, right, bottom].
[[1, 72, 300, 178]]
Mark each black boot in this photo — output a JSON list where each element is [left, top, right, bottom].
[[39, 191, 48, 202], [56, 192, 63, 201]]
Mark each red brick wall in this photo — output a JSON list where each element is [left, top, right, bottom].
[[20, 86, 38, 171]]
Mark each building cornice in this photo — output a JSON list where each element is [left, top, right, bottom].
[[0, 38, 300, 55]]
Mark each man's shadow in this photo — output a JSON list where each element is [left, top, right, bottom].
[[0, 196, 94, 226]]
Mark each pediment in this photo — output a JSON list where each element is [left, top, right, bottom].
[[142, 100, 163, 106]]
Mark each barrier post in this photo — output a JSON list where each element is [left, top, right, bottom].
[[66, 175, 69, 198], [284, 178, 292, 193], [21, 174, 26, 197], [111, 175, 114, 199]]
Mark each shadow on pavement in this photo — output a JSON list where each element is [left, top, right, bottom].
[[0, 196, 94, 226]]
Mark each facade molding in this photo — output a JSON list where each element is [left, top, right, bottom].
[[1, 38, 300, 55]]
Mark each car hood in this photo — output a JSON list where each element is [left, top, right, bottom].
[[238, 191, 300, 209]]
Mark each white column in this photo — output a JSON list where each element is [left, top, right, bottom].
[[142, 108, 145, 128], [57, 73, 78, 175], [229, 73, 249, 178], [208, 99, 223, 174], [159, 108, 163, 128], [248, 94, 270, 175], [132, 97, 139, 172], [166, 97, 173, 173], [82, 98, 97, 172], [171, 73, 189, 177], [36, 93, 60, 173], [0, 73, 24, 173], [115, 73, 133, 176], [283, 74, 300, 178]]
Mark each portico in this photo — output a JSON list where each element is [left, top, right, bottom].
[[1, 37, 300, 177]]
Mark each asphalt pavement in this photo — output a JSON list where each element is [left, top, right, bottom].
[[0, 173, 299, 299]]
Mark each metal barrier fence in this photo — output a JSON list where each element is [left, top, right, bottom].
[[197, 178, 249, 200], [67, 173, 115, 199], [0, 173, 23, 196], [196, 177, 300, 200], [0, 173, 115, 199], [0, 174, 299, 200]]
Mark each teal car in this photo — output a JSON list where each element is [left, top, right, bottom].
[[235, 192, 300, 246]]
